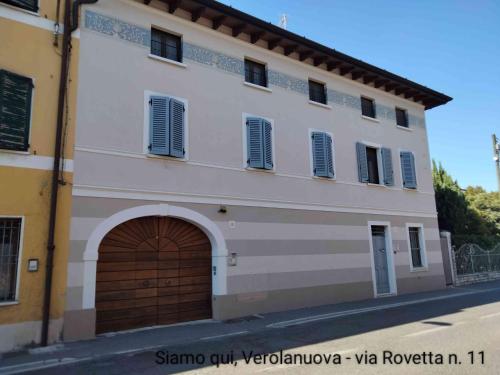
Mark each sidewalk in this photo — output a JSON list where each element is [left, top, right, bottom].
[[1, 280, 500, 374]]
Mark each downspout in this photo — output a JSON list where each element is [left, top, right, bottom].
[[71, 0, 98, 33], [41, 0, 98, 347]]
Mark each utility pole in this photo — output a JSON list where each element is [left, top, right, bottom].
[[493, 134, 500, 191]]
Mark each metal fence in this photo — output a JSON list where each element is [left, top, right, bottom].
[[454, 243, 500, 275]]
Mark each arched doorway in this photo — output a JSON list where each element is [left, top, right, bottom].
[[95, 216, 212, 334]]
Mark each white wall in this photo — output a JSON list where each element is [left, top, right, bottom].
[[74, 0, 436, 216]]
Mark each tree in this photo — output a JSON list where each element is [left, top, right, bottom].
[[432, 160, 468, 234], [432, 161, 500, 248]]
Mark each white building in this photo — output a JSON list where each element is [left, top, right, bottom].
[[64, 0, 452, 340]]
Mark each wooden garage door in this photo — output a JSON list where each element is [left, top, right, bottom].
[[95, 216, 212, 334]]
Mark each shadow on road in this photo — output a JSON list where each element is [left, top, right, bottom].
[[58, 287, 500, 375]]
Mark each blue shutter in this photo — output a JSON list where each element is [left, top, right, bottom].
[[246, 117, 264, 168], [326, 134, 334, 178], [149, 96, 169, 155], [169, 98, 185, 158], [381, 147, 394, 186], [312, 132, 333, 178], [312, 132, 327, 177], [356, 142, 369, 183], [263, 120, 273, 170], [401, 151, 417, 189]]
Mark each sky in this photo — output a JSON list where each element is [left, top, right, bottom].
[[220, 0, 500, 192]]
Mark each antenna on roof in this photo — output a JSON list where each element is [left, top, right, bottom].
[[279, 14, 287, 30]]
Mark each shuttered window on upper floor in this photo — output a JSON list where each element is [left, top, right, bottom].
[[151, 28, 182, 62], [400, 151, 417, 189], [149, 95, 185, 158], [1, 0, 38, 12], [396, 107, 409, 127], [356, 142, 394, 186], [309, 80, 327, 105], [246, 117, 273, 170], [0, 70, 33, 152], [245, 59, 267, 87], [361, 97, 376, 118], [311, 132, 334, 178]]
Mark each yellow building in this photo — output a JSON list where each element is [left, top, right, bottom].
[[0, 0, 78, 352]]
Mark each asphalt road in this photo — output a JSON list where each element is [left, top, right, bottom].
[[26, 287, 500, 375]]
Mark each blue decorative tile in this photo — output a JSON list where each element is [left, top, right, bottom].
[[183, 42, 215, 66], [344, 94, 361, 110], [215, 54, 244, 75], [327, 89, 344, 106], [85, 10, 150, 47]]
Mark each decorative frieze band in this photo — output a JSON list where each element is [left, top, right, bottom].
[[84, 10, 425, 127]]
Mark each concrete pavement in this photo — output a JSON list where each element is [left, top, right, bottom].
[[1, 280, 500, 374]]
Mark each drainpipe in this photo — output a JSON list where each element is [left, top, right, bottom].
[[71, 0, 98, 32], [41, 0, 98, 347]]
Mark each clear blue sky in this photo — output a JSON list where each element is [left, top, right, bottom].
[[220, 0, 500, 191]]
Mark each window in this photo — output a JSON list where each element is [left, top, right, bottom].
[[1, 0, 38, 12], [151, 28, 182, 62], [311, 131, 334, 178], [246, 116, 273, 170], [245, 59, 267, 87], [0, 70, 33, 151], [366, 147, 379, 184], [356, 143, 394, 186], [0, 218, 22, 302], [309, 80, 327, 104], [361, 97, 376, 118], [407, 225, 427, 269], [396, 107, 408, 127], [400, 151, 417, 189], [148, 95, 185, 158]]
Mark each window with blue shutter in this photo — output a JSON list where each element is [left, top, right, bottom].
[[1, 0, 38, 12], [246, 117, 273, 170], [400, 151, 417, 189], [0, 70, 33, 152], [149, 95, 185, 158], [381, 147, 394, 186], [312, 132, 334, 178]]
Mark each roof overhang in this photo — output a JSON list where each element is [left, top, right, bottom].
[[143, 0, 452, 109]]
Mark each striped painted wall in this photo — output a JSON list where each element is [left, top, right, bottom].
[[65, 196, 445, 323]]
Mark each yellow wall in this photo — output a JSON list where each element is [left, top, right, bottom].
[[0, 16, 78, 160], [0, 1, 78, 348], [0, 168, 73, 324]]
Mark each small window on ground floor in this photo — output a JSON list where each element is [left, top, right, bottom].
[[0, 218, 22, 302], [408, 226, 426, 269]]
